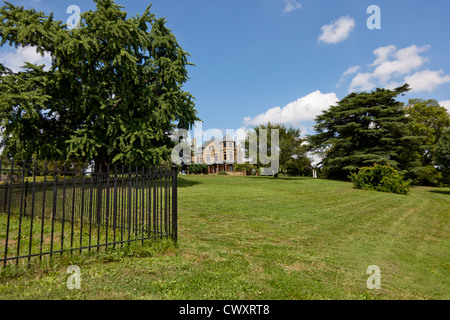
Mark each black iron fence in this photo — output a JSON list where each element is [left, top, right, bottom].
[[0, 160, 178, 267]]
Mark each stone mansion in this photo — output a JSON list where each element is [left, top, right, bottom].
[[191, 135, 243, 174]]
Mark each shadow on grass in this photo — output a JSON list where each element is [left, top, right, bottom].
[[244, 175, 311, 181], [177, 177, 203, 188], [427, 189, 450, 195], [0, 238, 177, 280]]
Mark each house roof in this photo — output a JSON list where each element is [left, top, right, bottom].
[[202, 139, 213, 148], [223, 134, 235, 142], [201, 135, 236, 149]]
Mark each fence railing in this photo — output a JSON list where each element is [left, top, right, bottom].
[[0, 160, 178, 267]]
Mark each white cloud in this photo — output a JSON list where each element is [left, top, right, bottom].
[[371, 45, 429, 83], [318, 16, 355, 44], [243, 90, 339, 127], [347, 44, 450, 93], [0, 45, 52, 73], [439, 100, 450, 112], [336, 65, 360, 87], [343, 65, 360, 76], [371, 45, 397, 66], [404, 70, 450, 92], [349, 72, 376, 91], [283, 0, 302, 13]]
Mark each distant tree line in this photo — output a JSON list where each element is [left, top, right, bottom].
[[307, 84, 449, 186], [241, 123, 312, 177], [241, 84, 449, 186]]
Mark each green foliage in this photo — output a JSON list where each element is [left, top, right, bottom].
[[405, 99, 450, 161], [434, 128, 450, 185], [243, 122, 311, 176], [187, 163, 207, 174], [217, 171, 228, 175], [404, 99, 450, 185], [286, 156, 313, 177], [412, 165, 442, 187], [235, 163, 256, 175], [0, 0, 199, 171], [308, 84, 422, 180], [350, 165, 411, 195]]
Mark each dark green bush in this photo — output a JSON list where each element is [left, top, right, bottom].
[[411, 165, 442, 187], [188, 164, 208, 174], [235, 163, 256, 175], [349, 165, 411, 195]]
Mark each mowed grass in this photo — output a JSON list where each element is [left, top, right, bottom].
[[0, 175, 449, 299]]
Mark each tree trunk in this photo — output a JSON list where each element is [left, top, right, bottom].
[[94, 155, 108, 173]]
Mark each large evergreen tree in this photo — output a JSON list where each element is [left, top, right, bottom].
[[0, 0, 199, 171], [308, 84, 421, 179]]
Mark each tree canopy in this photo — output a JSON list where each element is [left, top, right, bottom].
[[404, 99, 450, 185], [434, 128, 450, 184], [308, 84, 422, 180], [405, 99, 450, 164], [0, 0, 199, 171], [243, 122, 311, 176]]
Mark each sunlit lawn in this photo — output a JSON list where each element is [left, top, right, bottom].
[[0, 175, 449, 299]]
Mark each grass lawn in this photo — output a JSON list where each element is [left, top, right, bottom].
[[0, 175, 449, 299]]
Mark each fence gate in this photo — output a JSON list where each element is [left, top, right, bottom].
[[0, 161, 178, 267]]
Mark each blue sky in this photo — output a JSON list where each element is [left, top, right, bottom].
[[1, 0, 450, 142]]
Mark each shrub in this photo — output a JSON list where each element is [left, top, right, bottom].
[[412, 166, 442, 187], [235, 163, 256, 175], [188, 164, 208, 174], [349, 165, 411, 195], [217, 171, 228, 175]]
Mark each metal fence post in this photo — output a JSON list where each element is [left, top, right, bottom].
[[50, 163, 58, 260], [1, 160, 178, 267], [97, 166, 103, 226], [3, 160, 14, 267], [3, 182, 7, 213], [171, 166, 178, 242], [24, 179, 29, 216]]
